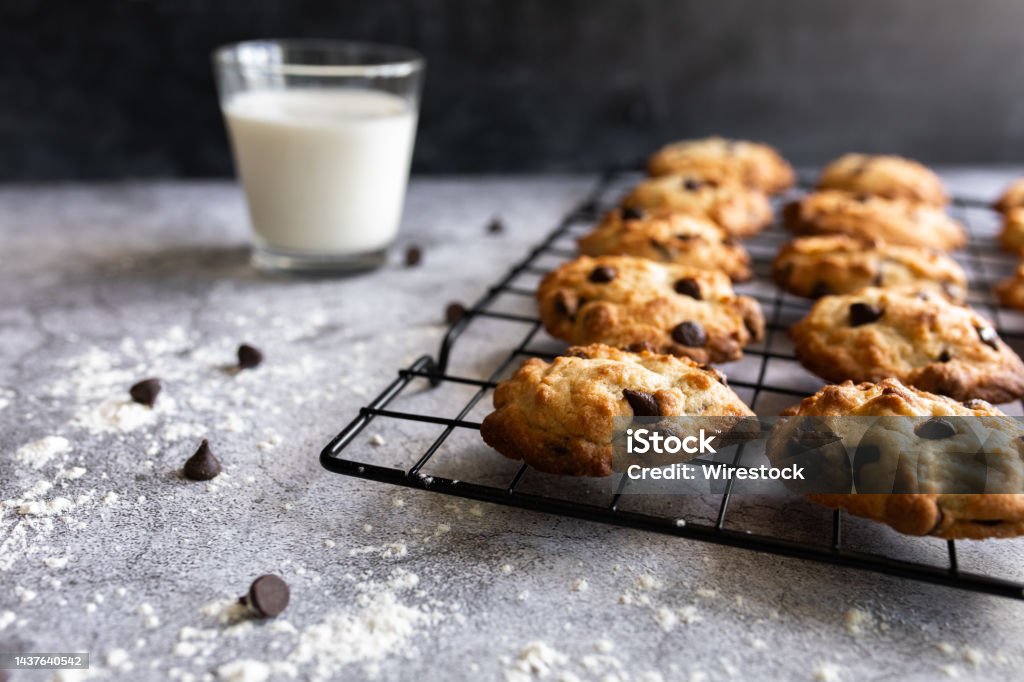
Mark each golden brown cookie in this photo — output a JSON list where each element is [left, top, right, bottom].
[[480, 343, 754, 476], [538, 255, 765, 364], [817, 153, 948, 206], [790, 287, 1024, 403], [621, 174, 773, 238], [995, 264, 1024, 310], [771, 235, 967, 301], [998, 208, 1024, 256], [994, 178, 1024, 213], [647, 136, 795, 194], [783, 190, 966, 251], [767, 378, 1024, 539], [577, 207, 753, 281]]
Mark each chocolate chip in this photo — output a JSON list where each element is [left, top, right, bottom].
[[914, 417, 957, 440], [675, 233, 698, 241], [977, 326, 1000, 350], [849, 302, 883, 326], [589, 266, 617, 283], [623, 389, 659, 417], [872, 269, 884, 286], [809, 281, 831, 298], [487, 217, 505, 234], [673, 277, 702, 299], [183, 439, 221, 481], [671, 321, 707, 347], [682, 178, 704, 191], [621, 206, 646, 221], [854, 193, 870, 202], [237, 343, 263, 370], [554, 290, 579, 318], [129, 378, 161, 407], [445, 302, 467, 325], [937, 348, 953, 363], [241, 574, 290, 618], [626, 341, 657, 353], [404, 245, 423, 267]]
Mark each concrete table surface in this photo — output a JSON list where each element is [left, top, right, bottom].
[[3, 173, 1024, 682]]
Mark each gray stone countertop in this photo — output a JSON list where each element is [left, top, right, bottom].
[[3, 172, 1024, 682]]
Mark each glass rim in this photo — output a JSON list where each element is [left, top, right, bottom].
[[212, 39, 425, 78]]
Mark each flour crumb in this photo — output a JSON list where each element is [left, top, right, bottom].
[[392, 497, 405, 508], [595, 639, 613, 653], [937, 642, 956, 655], [941, 665, 960, 678], [369, 434, 386, 446], [106, 648, 131, 669], [963, 648, 984, 666], [571, 578, 589, 592], [506, 641, 568, 680], [15, 436, 72, 469], [102, 492, 120, 506], [57, 466, 87, 481], [217, 660, 270, 682], [500, 564, 514, 574], [843, 608, 871, 635], [814, 663, 841, 682], [323, 539, 336, 548], [655, 607, 678, 632], [0, 611, 15, 630], [44, 556, 69, 569]]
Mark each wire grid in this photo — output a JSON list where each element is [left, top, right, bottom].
[[321, 169, 1024, 600]]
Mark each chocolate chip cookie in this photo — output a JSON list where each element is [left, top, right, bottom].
[[772, 235, 967, 301], [480, 343, 755, 476], [538, 255, 765, 364], [817, 153, 948, 206], [767, 378, 1024, 539], [998, 208, 1024, 255], [647, 136, 795, 195], [577, 207, 753, 281], [994, 178, 1024, 213], [995, 264, 1024, 310], [790, 287, 1024, 403], [621, 174, 773, 238], [784, 190, 967, 251]]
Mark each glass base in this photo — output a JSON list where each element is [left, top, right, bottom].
[[252, 245, 389, 276]]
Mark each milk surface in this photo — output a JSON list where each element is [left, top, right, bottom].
[[224, 89, 417, 253]]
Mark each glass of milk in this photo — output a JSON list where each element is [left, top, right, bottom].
[[213, 40, 424, 274]]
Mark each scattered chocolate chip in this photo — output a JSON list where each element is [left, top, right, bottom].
[[129, 378, 161, 407], [675, 233, 698, 241], [404, 245, 423, 267], [241, 574, 290, 618], [854, 193, 870, 202], [849, 302, 883, 326], [809, 281, 831, 298], [649, 239, 674, 259], [445, 302, 467, 325], [589, 266, 617, 283], [237, 343, 263, 369], [621, 206, 646, 221], [671, 321, 707, 347], [977, 326, 1000, 350], [721, 235, 737, 246], [623, 389, 660, 417], [682, 178, 704, 191], [872, 268, 884, 286], [673, 277, 702, 299], [914, 417, 957, 440], [487, 217, 505, 234], [937, 348, 953, 363], [183, 439, 221, 481]]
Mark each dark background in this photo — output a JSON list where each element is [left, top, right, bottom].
[[5, 0, 1024, 180]]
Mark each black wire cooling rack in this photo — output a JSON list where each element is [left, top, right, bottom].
[[322, 169, 1024, 601]]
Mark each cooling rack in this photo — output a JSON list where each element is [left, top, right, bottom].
[[321, 168, 1024, 600]]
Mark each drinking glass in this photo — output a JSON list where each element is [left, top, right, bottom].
[[213, 40, 424, 274]]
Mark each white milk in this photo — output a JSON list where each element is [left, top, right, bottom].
[[224, 89, 417, 253]]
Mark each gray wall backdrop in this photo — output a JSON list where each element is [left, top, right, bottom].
[[5, 0, 1024, 179]]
